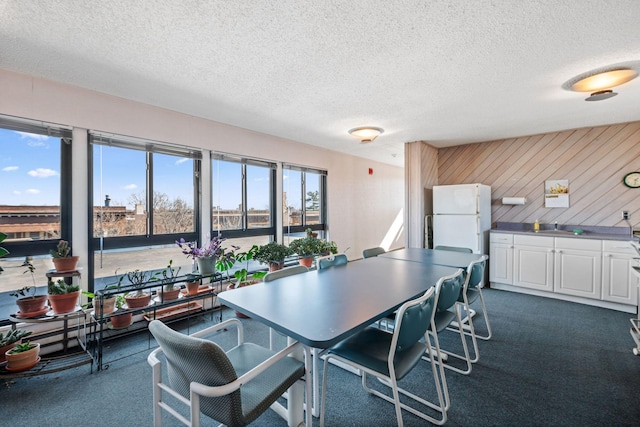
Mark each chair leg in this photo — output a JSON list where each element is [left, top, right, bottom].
[[473, 289, 493, 340], [435, 306, 473, 375]]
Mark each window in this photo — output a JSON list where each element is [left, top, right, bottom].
[[283, 165, 327, 241], [211, 155, 276, 250], [90, 133, 200, 289], [0, 116, 71, 293]]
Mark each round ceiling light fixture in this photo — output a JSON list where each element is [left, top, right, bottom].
[[567, 68, 638, 101], [348, 127, 384, 143]]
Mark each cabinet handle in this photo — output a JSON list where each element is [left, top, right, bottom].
[[555, 249, 560, 253]]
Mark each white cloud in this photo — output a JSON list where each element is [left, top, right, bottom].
[[16, 131, 49, 141], [26, 189, 40, 194], [175, 158, 189, 165], [12, 190, 21, 195], [28, 168, 58, 178], [16, 131, 50, 147], [2, 166, 19, 172], [124, 184, 137, 190]]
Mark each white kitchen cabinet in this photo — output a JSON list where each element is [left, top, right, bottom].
[[513, 235, 554, 292], [554, 238, 601, 299], [602, 240, 639, 305], [489, 233, 513, 285]]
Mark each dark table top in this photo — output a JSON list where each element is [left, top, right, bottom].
[[218, 256, 459, 348], [379, 248, 486, 268]]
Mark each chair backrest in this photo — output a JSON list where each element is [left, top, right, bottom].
[[434, 245, 473, 253], [362, 246, 386, 258], [435, 268, 465, 312], [148, 320, 244, 425], [466, 255, 488, 289], [394, 287, 436, 353], [318, 253, 348, 270], [263, 265, 308, 282]]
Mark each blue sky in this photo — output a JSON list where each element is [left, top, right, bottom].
[[0, 129, 60, 205], [1, 127, 287, 211]]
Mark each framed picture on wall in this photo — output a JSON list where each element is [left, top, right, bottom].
[[545, 179, 569, 208]]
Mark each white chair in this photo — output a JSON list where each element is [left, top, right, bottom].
[[147, 318, 311, 427], [263, 265, 309, 350]]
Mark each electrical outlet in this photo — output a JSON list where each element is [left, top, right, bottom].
[[623, 211, 630, 220]]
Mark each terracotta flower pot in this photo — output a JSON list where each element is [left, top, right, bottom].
[[52, 256, 80, 272], [110, 312, 133, 329], [0, 340, 21, 363], [15, 295, 48, 317], [48, 291, 80, 315], [93, 296, 117, 316], [5, 342, 40, 372], [299, 256, 314, 268], [158, 287, 181, 302], [185, 280, 201, 296], [124, 292, 151, 309], [269, 262, 284, 272]]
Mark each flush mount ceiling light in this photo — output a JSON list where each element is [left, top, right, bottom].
[[348, 127, 384, 143], [568, 68, 638, 101]]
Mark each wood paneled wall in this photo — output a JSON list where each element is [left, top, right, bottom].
[[437, 121, 640, 228]]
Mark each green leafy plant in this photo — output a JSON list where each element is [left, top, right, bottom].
[[116, 269, 159, 297], [0, 231, 8, 274], [48, 279, 80, 295], [160, 259, 181, 291], [253, 241, 294, 265], [50, 240, 71, 258], [0, 329, 32, 347], [232, 245, 267, 285], [8, 341, 37, 354], [9, 260, 39, 298]]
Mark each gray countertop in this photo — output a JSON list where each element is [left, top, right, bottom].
[[491, 222, 635, 241]]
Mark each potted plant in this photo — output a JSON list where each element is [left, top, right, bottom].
[[184, 273, 202, 296], [82, 287, 117, 316], [226, 246, 267, 318], [0, 329, 32, 363], [157, 260, 182, 301], [50, 240, 79, 272], [4, 341, 40, 372], [109, 294, 132, 329], [253, 241, 294, 271], [0, 231, 8, 274], [289, 230, 326, 267], [10, 261, 48, 317], [47, 278, 80, 315], [120, 269, 156, 309], [176, 235, 228, 277]]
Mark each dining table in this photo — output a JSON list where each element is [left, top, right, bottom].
[[218, 255, 462, 426], [379, 247, 487, 268]]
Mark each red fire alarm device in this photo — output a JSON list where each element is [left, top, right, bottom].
[[368, 168, 373, 175]]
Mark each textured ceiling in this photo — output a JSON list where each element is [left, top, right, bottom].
[[1, 0, 639, 167]]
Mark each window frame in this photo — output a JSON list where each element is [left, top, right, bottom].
[[282, 164, 328, 236], [211, 154, 277, 240], [88, 132, 202, 280], [0, 115, 72, 258]]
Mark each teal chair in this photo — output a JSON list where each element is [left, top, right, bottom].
[[447, 255, 491, 363], [362, 246, 386, 258], [148, 319, 311, 427], [317, 253, 348, 269], [321, 272, 462, 426], [424, 268, 473, 375], [434, 245, 473, 253]]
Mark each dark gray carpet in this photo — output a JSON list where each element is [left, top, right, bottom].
[[1, 288, 639, 426]]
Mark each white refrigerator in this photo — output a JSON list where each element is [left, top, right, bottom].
[[432, 184, 491, 255]]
